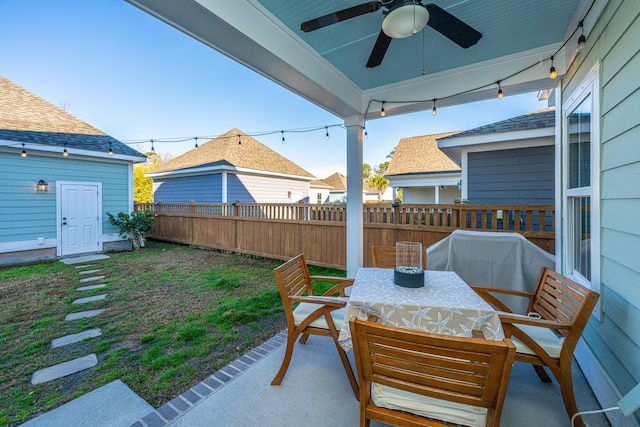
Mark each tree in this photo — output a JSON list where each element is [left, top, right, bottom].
[[133, 151, 174, 203], [363, 163, 372, 178], [376, 161, 389, 175], [369, 174, 390, 202]]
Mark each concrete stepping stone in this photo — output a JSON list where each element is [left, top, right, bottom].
[[31, 354, 98, 385], [79, 275, 105, 283], [60, 254, 109, 265], [72, 294, 108, 304], [19, 380, 154, 427], [78, 269, 101, 275], [65, 309, 105, 321], [76, 283, 107, 291], [52, 329, 102, 348], [74, 264, 94, 269]]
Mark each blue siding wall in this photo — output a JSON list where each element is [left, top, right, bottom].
[[153, 174, 222, 202], [468, 145, 554, 204], [0, 152, 130, 243]]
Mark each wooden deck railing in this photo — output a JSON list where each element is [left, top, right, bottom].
[[135, 202, 555, 269]]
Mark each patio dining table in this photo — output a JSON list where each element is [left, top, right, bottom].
[[338, 268, 505, 351]]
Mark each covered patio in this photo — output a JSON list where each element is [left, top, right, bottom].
[[121, 1, 639, 426]]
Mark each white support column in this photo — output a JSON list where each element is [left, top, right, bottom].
[[434, 185, 440, 204], [221, 171, 228, 203], [345, 115, 364, 278]]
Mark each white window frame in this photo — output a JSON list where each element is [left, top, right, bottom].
[[561, 64, 601, 317]]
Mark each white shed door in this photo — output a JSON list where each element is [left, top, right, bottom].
[[60, 183, 100, 256]]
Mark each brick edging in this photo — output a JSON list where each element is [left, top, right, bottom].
[[129, 330, 287, 427]]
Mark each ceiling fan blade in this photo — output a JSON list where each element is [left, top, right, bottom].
[[366, 30, 392, 68], [425, 3, 482, 48], [301, 2, 381, 33]]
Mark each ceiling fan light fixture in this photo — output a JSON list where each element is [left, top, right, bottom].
[[382, 4, 429, 39]]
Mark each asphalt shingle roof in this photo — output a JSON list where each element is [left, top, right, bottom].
[[152, 128, 314, 178], [0, 76, 143, 158], [322, 172, 347, 191], [439, 107, 555, 140], [385, 132, 461, 176]]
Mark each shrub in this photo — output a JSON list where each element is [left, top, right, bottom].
[[107, 211, 155, 250]]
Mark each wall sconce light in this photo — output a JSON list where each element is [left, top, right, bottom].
[[37, 180, 49, 192], [457, 180, 462, 192]]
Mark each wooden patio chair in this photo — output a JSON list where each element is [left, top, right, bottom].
[[349, 317, 516, 427], [271, 253, 359, 398], [371, 245, 427, 269], [471, 267, 600, 427]]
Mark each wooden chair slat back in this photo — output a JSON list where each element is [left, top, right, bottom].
[[530, 269, 598, 335], [273, 254, 312, 306], [351, 318, 515, 414], [371, 246, 428, 269]]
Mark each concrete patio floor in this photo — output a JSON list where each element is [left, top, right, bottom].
[[157, 332, 611, 427]]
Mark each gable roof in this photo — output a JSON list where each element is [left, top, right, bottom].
[[309, 179, 332, 189], [151, 128, 314, 178], [439, 108, 556, 140], [0, 76, 144, 159], [385, 132, 462, 177], [322, 172, 347, 191]]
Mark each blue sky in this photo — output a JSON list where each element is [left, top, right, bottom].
[[0, 0, 549, 179]]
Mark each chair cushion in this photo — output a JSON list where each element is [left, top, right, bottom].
[[510, 323, 564, 358], [371, 383, 488, 427], [293, 301, 348, 330]]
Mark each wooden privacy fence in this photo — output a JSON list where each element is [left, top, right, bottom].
[[135, 202, 555, 270]]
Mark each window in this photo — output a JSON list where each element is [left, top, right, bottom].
[[562, 66, 600, 295], [317, 192, 322, 204]]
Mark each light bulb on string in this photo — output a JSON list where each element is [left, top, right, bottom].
[[363, 127, 368, 139], [497, 81, 504, 99], [150, 139, 155, 153], [237, 134, 241, 146], [108, 142, 113, 156], [281, 131, 286, 145], [21, 143, 27, 158], [325, 126, 330, 140], [432, 99, 437, 116], [380, 102, 385, 117], [63, 143, 69, 157], [577, 20, 586, 52], [194, 137, 199, 151], [549, 56, 557, 79]]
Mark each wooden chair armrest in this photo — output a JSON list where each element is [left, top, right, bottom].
[[470, 285, 534, 313], [499, 312, 571, 330], [289, 295, 347, 307], [310, 276, 354, 297]]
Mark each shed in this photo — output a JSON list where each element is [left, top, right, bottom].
[[147, 129, 315, 203], [0, 76, 146, 265]]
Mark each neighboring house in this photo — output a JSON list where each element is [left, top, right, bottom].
[[309, 179, 332, 204], [384, 132, 462, 204], [323, 172, 347, 203], [322, 171, 392, 203], [438, 108, 555, 204], [147, 129, 315, 203], [0, 76, 146, 265]]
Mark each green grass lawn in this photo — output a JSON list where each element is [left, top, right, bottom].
[[0, 241, 345, 426]]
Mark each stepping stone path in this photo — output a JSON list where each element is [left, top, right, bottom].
[[29, 255, 111, 385]]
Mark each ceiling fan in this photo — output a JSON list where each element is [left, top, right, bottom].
[[300, 0, 482, 68]]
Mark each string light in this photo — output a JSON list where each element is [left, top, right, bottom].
[[194, 137, 198, 151], [237, 134, 241, 146], [380, 102, 385, 117], [63, 143, 69, 157], [497, 81, 504, 99], [281, 131, 286, 145], [577, 20, 586, 52], [325, 126, 330, 140], [150, 139, 155, 153], [549, 56, 557, 79], [21, 143, 27, 158], [363, 127, 368, 139], [432, 99, 437, 116], [108, 142, 113, 156]]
